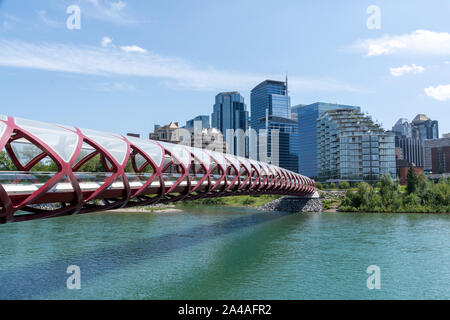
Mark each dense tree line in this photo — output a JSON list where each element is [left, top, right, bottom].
[[340, 166, 450, 213]]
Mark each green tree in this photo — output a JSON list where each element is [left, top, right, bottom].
[[378, 174, 401, 208], [406, 165, 419, 194], [77, 155, 105, 172], [0, 151, 15, 171], [339, 181, 350, 189], [329, 182, 336, 189], [346, 182, 371, 208], [0, 149, 58, 172]]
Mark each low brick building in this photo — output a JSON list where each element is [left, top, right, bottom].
[[431, 146, 450, 173], [397, 159, 424, 185]]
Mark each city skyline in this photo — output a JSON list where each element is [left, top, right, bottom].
[[1, 1, 450, 304], [0, 0, 449, 138]]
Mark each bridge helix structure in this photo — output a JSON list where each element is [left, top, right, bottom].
[[0, 115, 316, 224]]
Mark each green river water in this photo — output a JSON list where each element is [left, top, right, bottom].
[[0, 207, 449, 299]]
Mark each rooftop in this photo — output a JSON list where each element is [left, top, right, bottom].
[[412, 114, 431, 123], [251, 79, 286, 92]]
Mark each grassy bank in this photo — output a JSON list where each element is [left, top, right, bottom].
[[177, 195, 281, 208]]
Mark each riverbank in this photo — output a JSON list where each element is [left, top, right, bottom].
[[109, 179, 449, 214], [109, 195, 282, 213], [177, 194, 281, 208], [110, 204, 183, 213], [257, 196, 323, 213], [257, 187, 449, 214]]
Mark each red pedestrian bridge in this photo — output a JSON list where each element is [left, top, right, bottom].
[[0, 115, 316, 223]]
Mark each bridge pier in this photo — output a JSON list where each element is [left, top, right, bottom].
[[257, 193, 322, 213]]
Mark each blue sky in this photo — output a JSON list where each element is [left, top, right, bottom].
[[0, 0, 449, 137]]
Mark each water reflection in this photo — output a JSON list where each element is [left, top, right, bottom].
[[0, 209, 290, 299]]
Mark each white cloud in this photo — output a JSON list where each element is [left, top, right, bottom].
[[120, 45, 147, 53], [1, 21, 11, 30], [1, 14, 23, 30], [82, 0, 138, 25], [101, 36, 113, 47], [390, 64, 425, 77], [96, 81, 135, 92], [0, 39, 365, 93], [37, 10, 60, 27], [425, 84, 450, 101], [3, 14, 23, 23], [352, 30, 450, 56]]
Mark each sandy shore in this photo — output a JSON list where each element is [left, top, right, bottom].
[[109, 208, 183, 213]]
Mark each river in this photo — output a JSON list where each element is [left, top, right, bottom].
[[0, 207, 449, 299]]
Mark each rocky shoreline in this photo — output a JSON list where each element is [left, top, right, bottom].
[[256, 190, 348, 213], [257, 196, 324, 213], [29, 192, 340, 214]]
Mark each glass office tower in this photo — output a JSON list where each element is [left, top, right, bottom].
[[211, 92, 249, 156], [185, 115, 210, 130], [266, 116, 298, 172], [411, 114, 439, 142], [295, 102, 360, 179], [250, 79, 298, 172], [250, 80, 290, 131], [391, 115, 439, 168]]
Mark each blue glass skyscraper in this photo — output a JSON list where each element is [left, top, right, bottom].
[[211, 92, 249, 156], [250, 79, 298, 172], [250, 80, 290, 131], [185, 115, 210, 130], [295, 102, 360, 178]]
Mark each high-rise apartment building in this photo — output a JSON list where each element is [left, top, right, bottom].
[[211, 92, 248, 156], [295, 103, 360, 179], [317, 109, 396, 183], [394, 136, 423, 167]]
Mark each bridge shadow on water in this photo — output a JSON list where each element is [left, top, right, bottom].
[[0, 210, 293, 299]]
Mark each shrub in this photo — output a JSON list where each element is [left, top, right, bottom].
[[339, 181, 350, 190], [242, 197, 255, 205], [339, 174, 450, 213]]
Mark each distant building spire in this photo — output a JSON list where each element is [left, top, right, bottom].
[[285, 73, 288, 96]]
